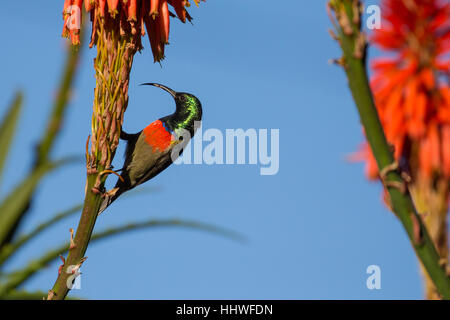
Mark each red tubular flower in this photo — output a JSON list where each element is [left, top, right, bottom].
[[108, 0, 119, 10], [354, 0, 450, 300], [128, 0, 138, 22], [150, 0, 160, 18], [168, 0, 187, 22], [159, 0, 170, 44], [357, 0, 450, 182], [62, 0, 204, 62], [85, 0, 94, 12], [98, 0, 106, 17]]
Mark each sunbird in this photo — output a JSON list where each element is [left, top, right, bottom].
[[99, 83, 202, 214]]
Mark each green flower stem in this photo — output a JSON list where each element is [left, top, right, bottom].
[[48, 13, 139, 300], [48, 174, 102, 300], [329, 0, 450, 299]]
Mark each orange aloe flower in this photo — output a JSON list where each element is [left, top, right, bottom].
[[354, 0, 450, 299], [62, 0, 203, 62], [357, 0, 450, 182]]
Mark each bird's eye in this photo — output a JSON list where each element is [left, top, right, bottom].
[[179, 95, 186, 101]]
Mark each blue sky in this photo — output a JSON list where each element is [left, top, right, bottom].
[[0, 0, 424, 299]]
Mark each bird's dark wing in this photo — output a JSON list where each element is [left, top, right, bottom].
[[120, 130, 137, 141], [133, 150, 174, 187], [121, 131, 141, 172], [118, 132, 174, 190], [100, 130, 171, 214], [111, 131, 142, 191]]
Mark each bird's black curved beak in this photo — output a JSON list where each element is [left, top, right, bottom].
[[140, 83, 176, 98]]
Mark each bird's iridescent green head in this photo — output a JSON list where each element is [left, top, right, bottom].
[[140, 83, 202, 131], [173, 92, 202, 115]]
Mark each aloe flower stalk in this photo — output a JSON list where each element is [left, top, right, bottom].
[[353, 0, 450, 299], [328, 0, 450, 300], [49, 0, 204, 300]]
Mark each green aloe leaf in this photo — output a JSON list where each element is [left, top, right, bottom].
[[0, 204, 82, 266], [0, 92, 23, 188], [2, 27, 84, 249], [0, 157, 78, 248], [0, 185, 160, 266]]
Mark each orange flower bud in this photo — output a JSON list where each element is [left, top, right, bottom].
[[159, 1, 170, 44], [150, 0, 160, 19], [442, 125, 450, 176], [145, 14, 164, 62], [128, 0, 138, 21], [107, 0, 119, 16], [85, 0, 94, 12], [61, 0, 203, 61], [140, 0, 149, 36], [99, 0, 107, 17], [168, 0, 186, 23]]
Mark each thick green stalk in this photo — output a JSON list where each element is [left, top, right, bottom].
[[329, 0, 450, 299], [48, 12, 139, 300], [48, 174, 103, 300]]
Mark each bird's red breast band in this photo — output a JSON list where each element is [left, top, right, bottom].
[[143, 120, 174, 152]]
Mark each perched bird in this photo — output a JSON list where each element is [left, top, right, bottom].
[[99, 83, 202, 214]]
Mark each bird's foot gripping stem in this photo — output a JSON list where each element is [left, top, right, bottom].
[[98, 187, 120, 216], [103, 187, 120, 199], [91, 169, 124, 195], [90, 169, 124, 215]]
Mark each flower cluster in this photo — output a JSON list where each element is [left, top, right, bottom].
[[62, 0, 203, 62], [358, 0, 450, 182]]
